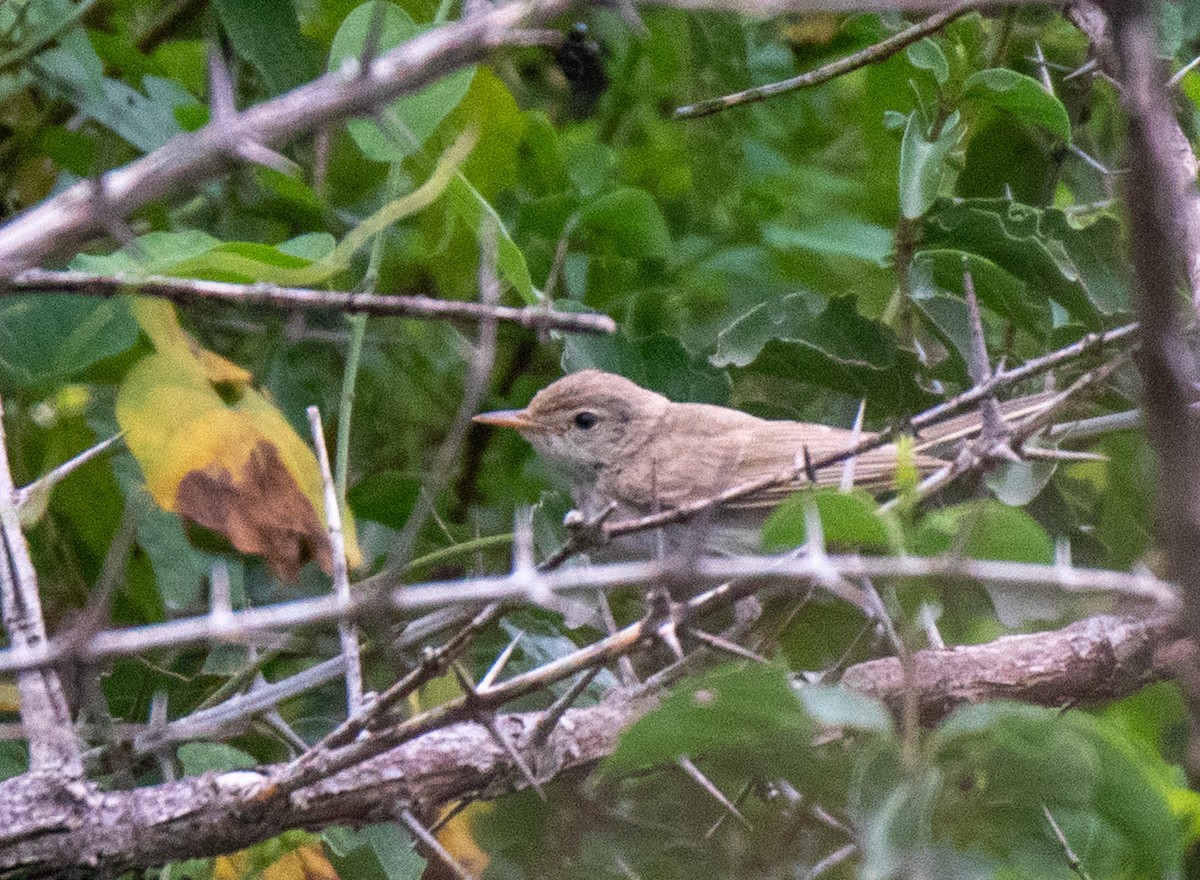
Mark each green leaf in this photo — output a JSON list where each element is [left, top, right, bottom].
[[603, 663, 811, 777], [348, 470, 420, 530], [71, 230, 221, 274], [329, 2, 474, 162], [0, 296, 137, 387], [324, 824, 425, 880], [213, 0, 315, 94], [447, 175, 537, 303], [761, 489, 895, 553], [38, 26, 198, 152], [934, 703, 1188, 877], [178, 742, 256, 775], [915, 499, 1052, 563], [712, 294, 937, 416], [799, 684, 895, 735], [910, 249, 1049, 338], [579, 187, 671, 260], [963, 68, 1072, 144], [914, 500, 1061, 625], [922, 199, 1132, 322], [983, 458, 1057, 506], [563, 330, 730, 405], [899, 110, 962, 220], [763, 218, 893, 267], [907, 38, 949, 85]]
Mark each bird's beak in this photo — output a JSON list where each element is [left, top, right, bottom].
[[473, 408, 540, 431]]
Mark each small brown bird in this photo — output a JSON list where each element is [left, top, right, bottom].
[[472, 370, 1016, 537]]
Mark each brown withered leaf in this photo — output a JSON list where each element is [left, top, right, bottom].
[[176, 440, 330, 583]]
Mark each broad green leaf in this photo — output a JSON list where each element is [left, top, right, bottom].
[[899, 110, 962, 219], [763, 218, 893, 267], [914, 499, 1052, 563], [798, 684, 894, 735], [214, 0, 314, 94], [934, 703, 1188, 877], [348, 470, 420, 530], [563, 330, 729, 405], [71, 230, 221, 275], [910, 249, 1049, 338], [923, 199, 1132, 322], [762, 489, 895, 552], [907, 38, 949, 85], [963, 68, 1071, 144], [325, 824, 426, 880], [851, 742, 941, 880], [914, 500, 1061, 625], [983, 458, 1057, 506], [0, 296, 136, 387], [447, 175, 537, 303], [712, 294, 936, 416], [329, 2, 474, 162], [603, 663, 810, 777], [579, 187, 671, 260], [38, 26, 197, 152]]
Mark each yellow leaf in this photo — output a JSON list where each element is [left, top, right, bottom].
[[430, 802, 491, 880], [117, 300, 360, 580]]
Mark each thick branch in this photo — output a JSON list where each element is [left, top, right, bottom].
[[1095, 0, 1200, 771], [0, 0, 578, 272], [0, 613, 1177, 875], [842, 614, 1185, 724]]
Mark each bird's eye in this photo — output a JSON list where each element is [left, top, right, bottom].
[[573, 411, 598, 430]]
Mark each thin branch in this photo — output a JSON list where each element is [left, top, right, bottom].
[[0, 399, 82, 775], [0, 550, 1177, 677], [4, 270, 616, 335], [399, 808, 474, 880], [674, 0, 981, 119], [677, 755, 751, 827], [308, 406, 364, 716], [14, 432, 123, 521]]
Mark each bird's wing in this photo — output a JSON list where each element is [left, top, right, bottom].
[[721, 421, 943, 510]]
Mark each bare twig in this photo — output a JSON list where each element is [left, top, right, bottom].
[[0, 549, 1177, 677], [674, 0, 981, 119], [4, 270, 616, 335], [308, 406, 364, 716], [399, 808, 474, 880], [0, 399, 82, 775]]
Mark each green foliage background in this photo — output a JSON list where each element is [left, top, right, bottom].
[[1, 0, 1199, 877]]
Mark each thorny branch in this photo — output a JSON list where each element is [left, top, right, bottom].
[[0, 612, 1180, 874], [0, 549, 1177, 677], [0, 401, 81, 776]]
